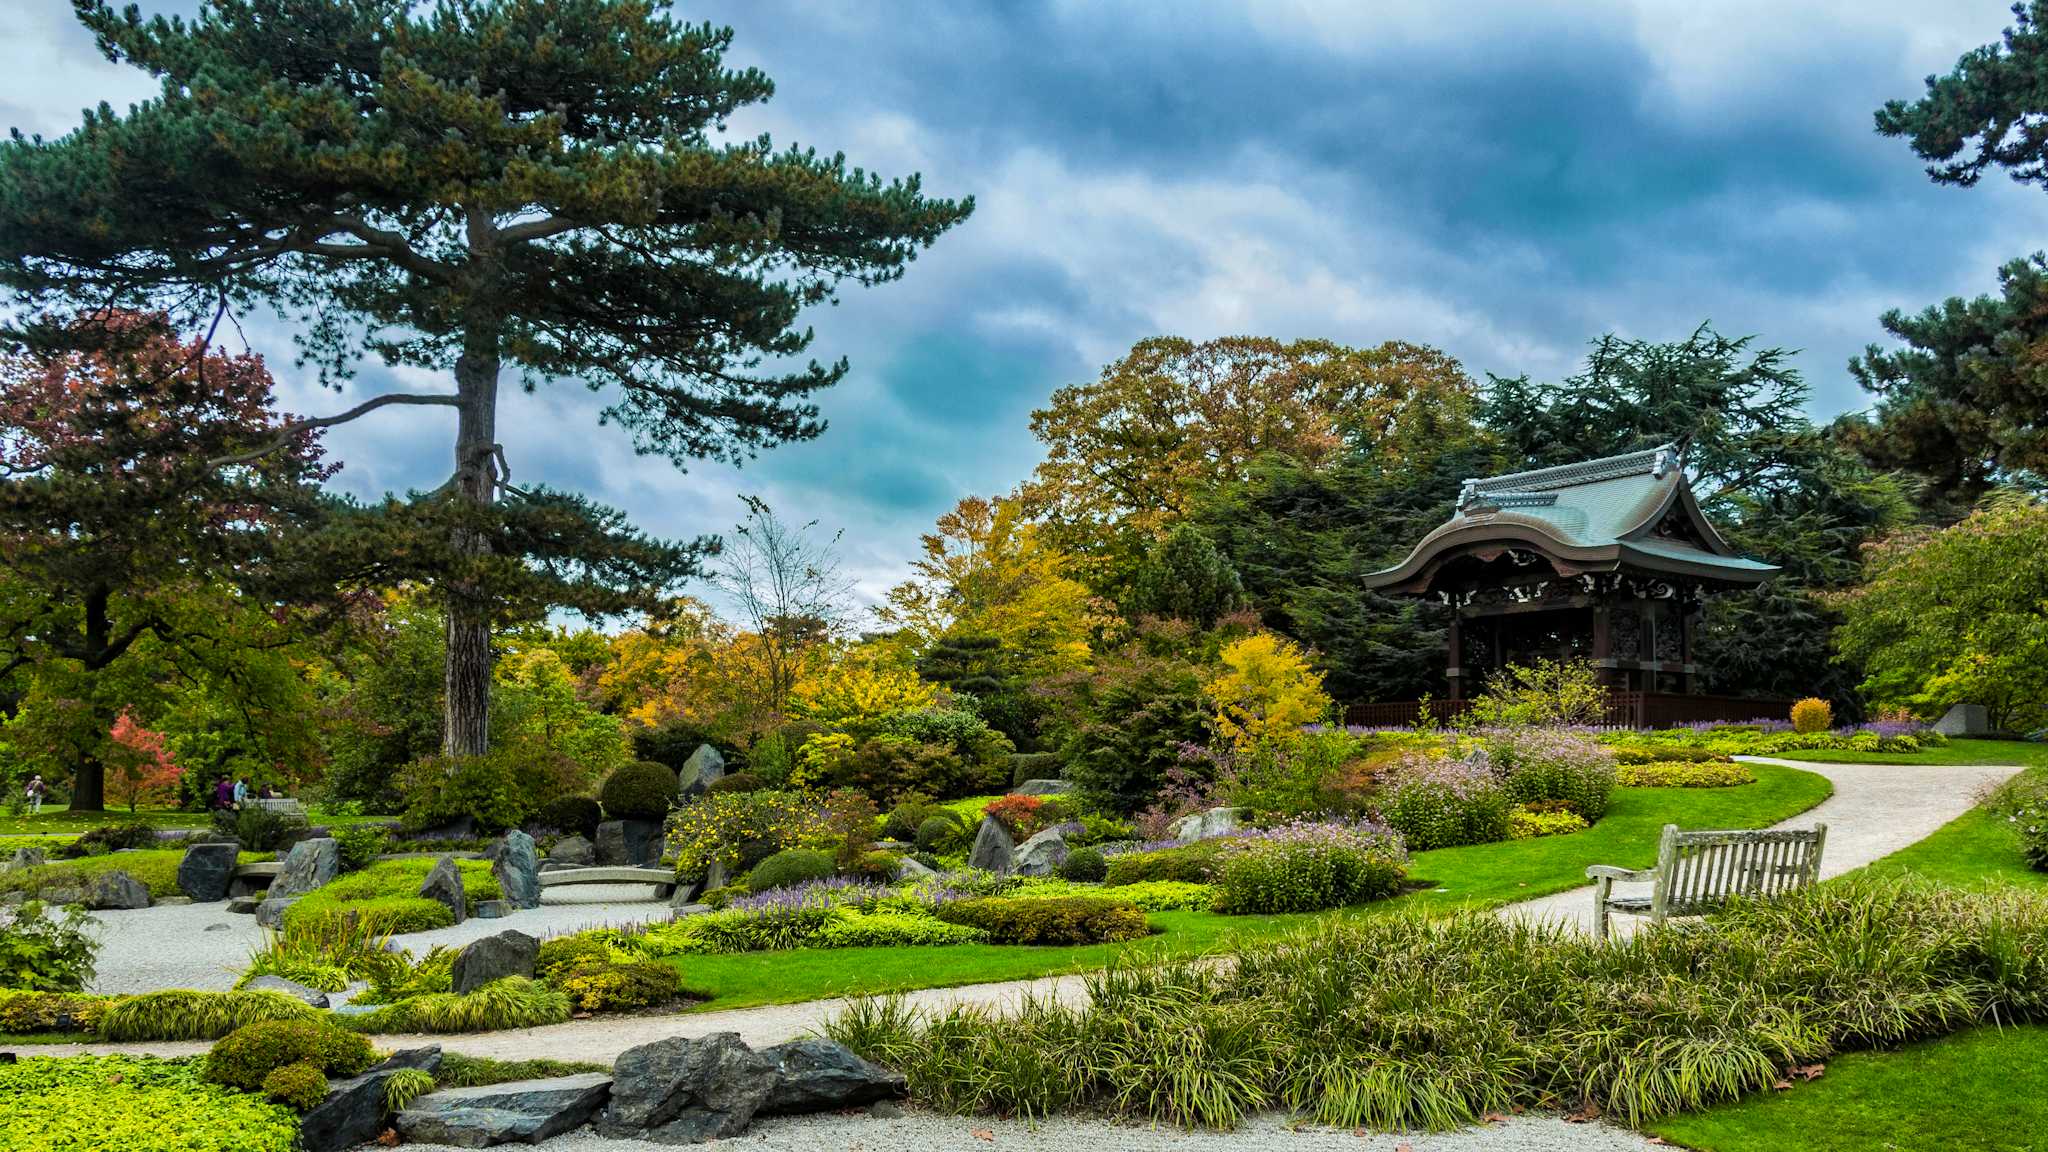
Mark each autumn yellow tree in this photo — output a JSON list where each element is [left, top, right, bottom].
[[1207, 632, 1331, 749], [877, 495, 1099, 676]]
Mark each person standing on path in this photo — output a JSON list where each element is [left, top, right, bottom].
[[212, 775, 234, 811], [232, 777, 248, 806], [23, 774, 44, 815]]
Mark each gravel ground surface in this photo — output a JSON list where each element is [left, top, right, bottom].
[[1500, 756, 2020, 935], [394, 1108, 1664, 1152]]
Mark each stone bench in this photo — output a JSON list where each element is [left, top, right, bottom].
[[536, 866, 676, 899]]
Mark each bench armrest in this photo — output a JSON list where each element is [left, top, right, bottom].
[[1586, 865, 1656, 882]]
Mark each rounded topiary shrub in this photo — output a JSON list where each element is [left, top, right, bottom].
[[1790, 697, 1834, 734], [532, 796, 603, 838], [747, 848, 837, 892], [204, 1017, 374, 1093], [601, 761, 680, 822], [1060, 846, 1108, 882], [915, 813, 964, 854], [706, 771, 762, 795], [261, 1062, 329, 1111]]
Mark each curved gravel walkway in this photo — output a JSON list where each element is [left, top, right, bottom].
[[1500, 756, 2020, 935]]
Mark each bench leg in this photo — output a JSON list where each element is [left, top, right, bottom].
[[1591, 876, 1612, 940]]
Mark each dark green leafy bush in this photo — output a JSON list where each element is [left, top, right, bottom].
[[602, 761, 680, 821], [933, 895, 1151, 945], [1060, 847, 1108, 882], [1103, 840, 1230, 886], [0, 901, 100, 992], [398, 750, 549, 832], [205, 1017, 374, 1092], [915, 813, 967, 853], [531, 796, 603, 838], [333, 825, 390, 873], [64, 821, 160, 856], [210, 805, 310, 851], [882, 794, 942, 841], [748, 848, 837, 892], [707, 771, 763, 794], [261, 1062, 328, 1110], [1009, 752, 1064, 788]]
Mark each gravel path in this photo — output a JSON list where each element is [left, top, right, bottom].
[[1499, 756, 2019, 935], [394, 1109, 1665, 1152]]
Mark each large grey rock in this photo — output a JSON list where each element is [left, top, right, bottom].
[[757, 1037, 907, 1115], [1170, 806, 1245, 844], [87, 869, 151, 910], [176, 841, 239, 901], [418, 855, 467, 924], [4, 846, 45, 873], [967, 816, 1015, 874], [597, 1032, 776, 1142], [244, 974, 330, 1008], [397, 1074, 612, 1148], [297, 1047, 444, 1152], [492, 830, 542, 910], [254, 896, 297, 928], [1012, 778, 1073, 796], [595, 819, 663, 867], [676, 744, 726, 799], [1011, 827, 1071, 878], [269, 837, 340, 900], [1934, 702, 1992, 737], [451, 929, 538, 994], [891, 855, 937, 882], [548, 834, 597, 866], [226, 895, 261, 914]]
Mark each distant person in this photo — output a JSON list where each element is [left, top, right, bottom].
[[23, 774, 45, 815], [233, 777, 249, 806], [212, 774, 234, 811]]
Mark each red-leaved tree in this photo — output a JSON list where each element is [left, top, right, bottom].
[[105, 711, 181, 812]]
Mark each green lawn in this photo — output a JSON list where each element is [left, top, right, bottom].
[[1769, 737, 2048, 768], [0, 803, 379, 840], [668, 764, 1833, 1011], [1646, 1025, 2048, 1151]]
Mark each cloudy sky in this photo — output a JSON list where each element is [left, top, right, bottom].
[[6, 1, 2045, 614]]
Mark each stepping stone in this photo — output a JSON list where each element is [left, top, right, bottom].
[[397, 1073, 612, 1148]]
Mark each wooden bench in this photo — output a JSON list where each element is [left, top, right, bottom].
[[250, 798, 306, 817], [1587, 823, 1826, 939], [536, 866, 675, 899]]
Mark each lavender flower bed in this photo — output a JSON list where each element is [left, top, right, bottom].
[[726, 874, 888, 913], [1212, 817, 1408, 914]]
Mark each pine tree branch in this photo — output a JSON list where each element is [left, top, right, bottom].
[[497, 216, 580, 245], [209, 392, 462, 467], [303, 216, 457, 282]]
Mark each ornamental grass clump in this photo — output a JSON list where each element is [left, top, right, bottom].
[[98, 989, 314, 1041], [1375, 753, 1512, 849], [1211, 819, 1408, 914], [1480, 727, 1616, 821]]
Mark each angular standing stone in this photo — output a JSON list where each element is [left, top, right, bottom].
[[891, 855, 937, 882], [595, 819, 662, 867], [1011, 778, 1073, 796], [492, 830, 542, 910], [244, 974, 330, 1008], [451, 929, 538, 994], [254, 897, 297, 928], [397, 1073, 613, 1148], [4, 846, 45, 873], [597, 1032, 776, 1142], [1933, 702, 1991, 737], [269, 837, 341, 900], [87, 869, 152, 910], [1011, 827, 1071, 877], [417, 855, 467, 924], [967, 816, 1015, 874], [757, 1037, 907, 1115], [298, 1046, 444, 1152], [1170, 806, 1245, 844], [548, 834, 596, 866], [475, 899, 515, 919], [676, 744, 726, 800], [177, 839, 241, 902]]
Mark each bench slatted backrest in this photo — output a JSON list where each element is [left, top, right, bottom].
[[1651, 824, 1826, 918]]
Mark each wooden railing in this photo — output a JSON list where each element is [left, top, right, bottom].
[[1342, 692, 1794, 731]]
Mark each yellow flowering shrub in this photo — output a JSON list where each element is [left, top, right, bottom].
[[790, 656, 936, 729]]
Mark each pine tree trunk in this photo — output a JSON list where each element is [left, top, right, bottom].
[[69, 753, 106, 813], [443, 320, 501, 758]]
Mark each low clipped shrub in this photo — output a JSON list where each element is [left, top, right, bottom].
[[1095, 879, 1214, 911], [346, 976, 571, 1033], [281, 857, 501, 936], [933, 895, 1150, 945], [205, 1017, 374, 1092], [707, 771, 764, 795], [749, 848, 837, 892], [1375, 753, 1513, 849], [66, 821, 161, 856], [1060, 847, 1108, 882], [1790, 696, 1834, 734], [531, 795, 603, 838], [333, 825, 390, 873], [1102, 840, 1231, 886], [602, 760, 680, 821], [1482, 728, 1617, 821], [882, 794, 941, 842], [211, 806, 309, 851], [915, 812, 966, 853], [1506, 805, 1590, 839], [0, 989, 110, 1035], [1616, 760, 1756, 788], [0, 1055, 298, 1152], [261, 1062, 328, 1111], [813, 911, 990, 948], [1210, 820, 1407, 915], [99, 989, 314, 1041], [547, 954, 683, 1012], [1605, 743, 1729, 766], [1009, 752, 1063, 788]]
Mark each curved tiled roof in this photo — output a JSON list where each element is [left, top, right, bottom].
[[1364, 444, 1779, 592]]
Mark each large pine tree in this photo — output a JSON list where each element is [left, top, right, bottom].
[[0, 0, 971, 754]]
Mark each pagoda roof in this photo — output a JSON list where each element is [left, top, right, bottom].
[[1363, 444, 1780, 593]]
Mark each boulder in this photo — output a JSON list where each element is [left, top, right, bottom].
[[176, 841, 240, 902], [269, 837, 341, 900], [1011, 778, 1073, 796], [4, 846, 45, 873], [244, 974, 330, 1008], [548, 834, 597, 866], [676, 744, 726, 799], [492, 830, 542, 910], [595, 819, 663, 867], [1934, 702, 1992, 737], [475, 899, 516, 919], [967, 816, 1016, 874], [226, 895, 262, 914], [757, 1037, 907, 1116], [597, 1032, 777, 1143], [1170, 806, 1245, 844], [667, 877, 704, 910], [86, 869, 151, 910], [891, 855, 937, 883], [417, 855, 467, 925], [299, 1047, 446, 1152], [451, 929, 538, 994], [1011, 828, 1071, 878], [254, 897, 297, 928], [398, 1073, 612, 1148]]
